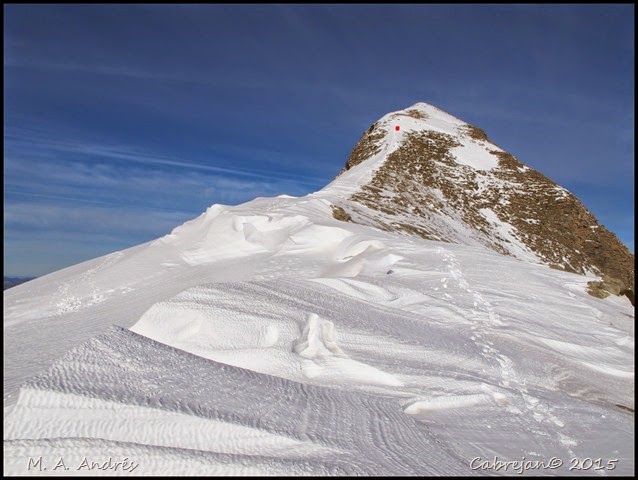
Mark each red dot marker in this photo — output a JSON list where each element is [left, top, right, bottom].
[[395, 125, 400, 131]]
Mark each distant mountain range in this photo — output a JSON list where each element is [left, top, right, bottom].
[[4, 277, 36, 290]]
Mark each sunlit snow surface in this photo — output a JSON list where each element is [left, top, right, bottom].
[[4, 104, 634, 475]]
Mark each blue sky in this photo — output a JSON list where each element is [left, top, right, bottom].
[[4, 4, 634, 277]]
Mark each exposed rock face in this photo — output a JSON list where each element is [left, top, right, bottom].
[[331, 205, 352, 223], [337, 122, 385, 176], [333, 103, 634, 297]]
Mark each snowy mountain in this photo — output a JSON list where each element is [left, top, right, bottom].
[[3, 103, 634, 475], [330, 103, 634, 298]]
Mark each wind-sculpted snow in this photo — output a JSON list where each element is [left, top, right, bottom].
[[5, 239, 634, 474], [3, 101, 634, 475], [122, 272, 631, 474], [5, 327, 469, 475]]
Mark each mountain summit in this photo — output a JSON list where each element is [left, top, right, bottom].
[[327, 102, 634, 300]]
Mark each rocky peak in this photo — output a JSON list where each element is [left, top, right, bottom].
[[330, 103, 634, 300]]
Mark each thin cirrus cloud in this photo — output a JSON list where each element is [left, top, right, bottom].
[[5, 131, 323, 186], [5, 145, 314, 215], [4, 56, 275, 93], [6, 165, 315, 211]]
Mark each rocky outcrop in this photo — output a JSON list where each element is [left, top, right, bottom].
[[588, 276, 635, 306], [337, 122, 385, 176]]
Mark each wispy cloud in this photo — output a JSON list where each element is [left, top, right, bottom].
[[5, 132, 322, 186], [5, 155, 313, 216], [4, 57, 277, 91]]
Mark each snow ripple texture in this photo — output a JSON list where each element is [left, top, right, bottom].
[[6, 327, 467, 476]]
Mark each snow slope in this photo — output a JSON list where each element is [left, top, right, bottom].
[[3, 103, 634, 475]]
